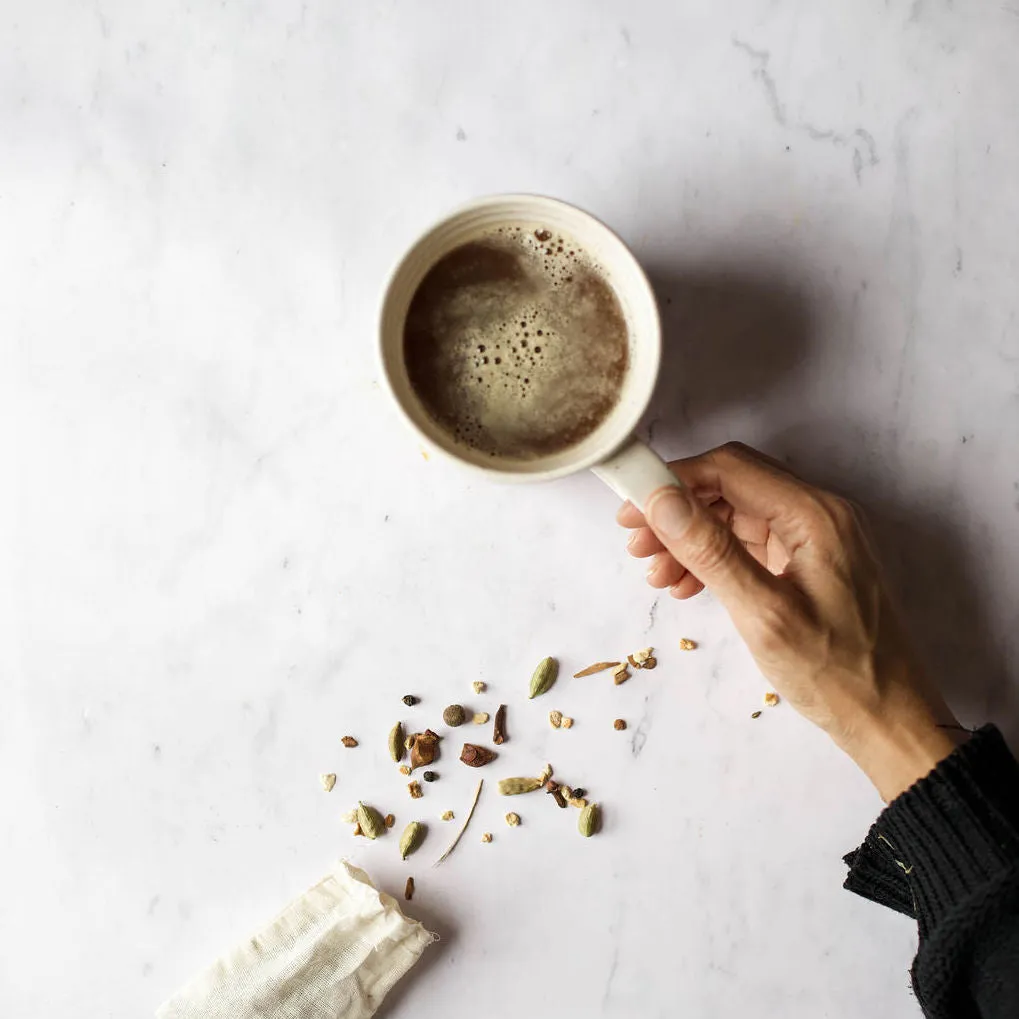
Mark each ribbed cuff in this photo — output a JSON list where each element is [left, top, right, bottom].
[[872, 725, 1019, 939], [843, 835, 916, 918]]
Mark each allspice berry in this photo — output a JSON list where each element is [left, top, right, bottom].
[[443, 704, 466, 727]]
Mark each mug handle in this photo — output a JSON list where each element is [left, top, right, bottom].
[[591, 437, 681, 511]]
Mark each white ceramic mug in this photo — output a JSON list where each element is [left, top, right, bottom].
[[378, 194, 680, 510]]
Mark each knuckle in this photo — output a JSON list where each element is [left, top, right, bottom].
[[824, 494, 858, 532], [714, 440, 752, 464]]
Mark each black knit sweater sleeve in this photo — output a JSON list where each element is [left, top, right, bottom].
[[843, 725, 1019, 1019]]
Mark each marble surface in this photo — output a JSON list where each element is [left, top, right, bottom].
[[4, 1, 1019, 1016]]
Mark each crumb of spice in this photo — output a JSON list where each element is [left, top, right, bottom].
[[341, 736, 358, 748], [472, 681, 486, 695], [561, 716, 573, 729], [549, 709, 563, 729], [399, 765, 411, 776], [441, 810, 454, 821], [481, 832, 493, 843], [408, 781, 423, 799], [613, 718, 627, 731], [764, 691, 780, 707], [319, 773, 336, 792], [384, 813, 395, 828], [679, 638, 697, 651], [472, 712, 489, 724], [505, 812, 521, 827]]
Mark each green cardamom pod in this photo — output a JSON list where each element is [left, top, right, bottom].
[[528, 656, 559, 699], [399, 820, 426, 860], [498, 776, 543, 796], [388, 722, 405, 763], [357, 801, 385, 840], [578, 802, 600, 838]]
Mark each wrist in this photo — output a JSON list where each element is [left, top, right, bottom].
[[845, 711, 967, 802]]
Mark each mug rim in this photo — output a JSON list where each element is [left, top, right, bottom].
[[377, 193, 661, 482]]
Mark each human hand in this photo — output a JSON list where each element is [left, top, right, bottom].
[[618, 442, 965, 801]]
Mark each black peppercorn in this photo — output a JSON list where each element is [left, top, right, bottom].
[[571, 787, 587, 799], [402, 695, 419, 707], [423, 770, 438, 782]]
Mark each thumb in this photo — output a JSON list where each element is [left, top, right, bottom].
[[645, 485, 778, 615]]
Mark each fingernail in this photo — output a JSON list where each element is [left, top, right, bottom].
[[646, 487, 694, 540], [626, 531, 639, 549]]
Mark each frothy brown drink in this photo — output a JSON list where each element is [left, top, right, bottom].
[[403, 225, 629, 460]]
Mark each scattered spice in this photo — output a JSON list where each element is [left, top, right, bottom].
[[340, 809, 358, 824], [404, 876, 415, 901], [493, 704, 508, 745], [573, 661, 621, 678], [481, 832, 493, 843], [408, 729, 441, 770], [546, 780, 567, 809], [498, 776, 543, 795], [472, 681, 486, 695], [627, 654, 639, 669], [578, 802, 601, 837], [561, 716, 573, 729], [341, 736, 359, 748], [764, 691, 780, 707], [612, 663, 630, 685], [613, 719, 627, 731], [423, 770, 438, 782], [399, 765, 412, 776], [388, 722, 405, 763], [679, 638, 697, 651], [505, 812, 521, 827], [549, 709, 563, 729], [642, 656, 658, 670], [529, 657, 559, 698], [400, 821, 426, 859], [356, 802, 385, 840], [572, 787, 587, 799], [443, 704, 466, 727], [537, 763, 554, 786], [353, 822, 364, 837], [434, 779, 483, 865], [408, 781, 423, 799], [634, 647, 653, 665], [402, 695, 419, 706], [319, 773, 337, 792], [460, 743, 497, 767], [441, 810, 454, 821], [751, 710, 762, 719], [384, 813, 396, 828], [472, 711, 489, 724]]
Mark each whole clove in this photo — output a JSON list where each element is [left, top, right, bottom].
[[545, 779, 567, 808]]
